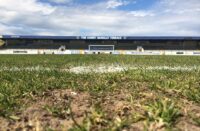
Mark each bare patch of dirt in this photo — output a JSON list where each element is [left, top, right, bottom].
[[0, 89, 200, 130], [0, 89, 91, 130]]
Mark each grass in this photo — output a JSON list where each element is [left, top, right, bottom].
[[1, 55, 200, 68], [144, 99, 181, 127], [0, 55, 200, 130]]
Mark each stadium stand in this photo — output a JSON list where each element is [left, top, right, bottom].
[[0, 35, 200, 55]]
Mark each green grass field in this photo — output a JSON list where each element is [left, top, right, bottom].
[[0, 55, 200, 130]]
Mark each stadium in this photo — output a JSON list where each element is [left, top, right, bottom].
[[0, 35, 200, 55]]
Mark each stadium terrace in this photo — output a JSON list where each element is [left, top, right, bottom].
[[0, 35, 200, 55]]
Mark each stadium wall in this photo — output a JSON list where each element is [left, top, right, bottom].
[[1, 49, 200, 55]]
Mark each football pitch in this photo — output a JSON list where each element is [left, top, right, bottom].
[[0, 55, 200, 130]]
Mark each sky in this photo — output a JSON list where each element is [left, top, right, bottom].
[[0, 0, 199, 36]]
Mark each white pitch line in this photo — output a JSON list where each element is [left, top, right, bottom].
[[0, 66, 52, 72], [68, 65, 200, 74], [0, 65, 200, 73]]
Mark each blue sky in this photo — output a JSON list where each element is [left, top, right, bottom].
[[42, 0, 158, 10], [119, 0, 158, 10], [0, 0, 200, 36]]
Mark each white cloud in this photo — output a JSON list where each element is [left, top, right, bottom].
[[106, 0, 128, 9], [48, 0, 73, 4], [129, 11, 154, 17], [0, 0, 199, 36]]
